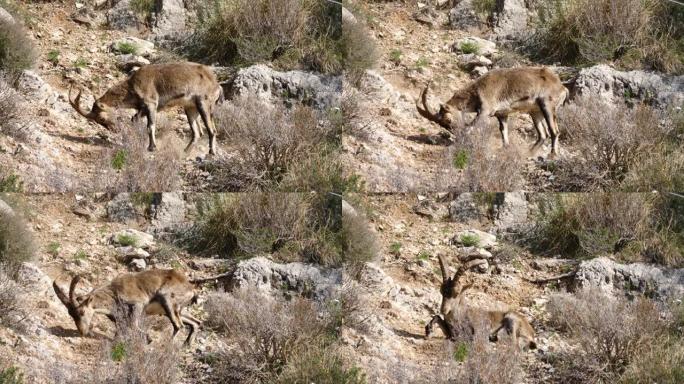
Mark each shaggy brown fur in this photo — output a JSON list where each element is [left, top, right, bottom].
[[417, 66, 568, 156], [69, 62, 223, 155], [425, 254, 537, 350]]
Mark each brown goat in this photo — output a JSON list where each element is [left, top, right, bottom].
[[425, 254, 537, 351], [417, 67, 568, 156], [52, 269, 229, 345], [69, 62, 223, 155]]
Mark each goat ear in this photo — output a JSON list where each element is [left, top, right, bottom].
[[53, 281, 72, 309]]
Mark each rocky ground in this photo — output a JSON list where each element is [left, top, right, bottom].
[[339, 193, 684, 383], [0, 193, 342, 383], [0, 1, 341, 192], [341, 0, 683, 192]]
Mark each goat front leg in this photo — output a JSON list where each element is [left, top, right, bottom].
[[426, 315, 453, 339], [143, 103, 158, 152]]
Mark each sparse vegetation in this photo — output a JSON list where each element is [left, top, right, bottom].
[[116, 233, 138, 247], [0, 267, 24, 331], [553, 96, 680, 191], [547, 289, 682, 383], [0, 15, 36, 80], [130, 0, 156, 17], [97, 119, 183, 192], [444, 126, 524, 192], [46, 242, 60, 256], [341, 206, 378, 277], [0, 76, 30, 142], [46, 50, 59, 65], [389, 49, 402, 65], [528, 0, 683, 73], [73, 57, 88, 68], [186, 0, 342, 73], [472, 0, 496, 19], [204, 289, 364, 383], [0, 202, 35, 274], [182, 193, 344, 267], [415, 56, 429, 69], [459, 41, 480, 54], [210, 97, 347, 192], [525, 193, 683, 266], [342, 7, 378, 85], [0, 366, 23, 384], [116, 42, 138, 55]]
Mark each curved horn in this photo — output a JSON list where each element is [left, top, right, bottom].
[[438, 254, 449, 284], [53, 280, 73, 309], [69, 275, 82, 306], [416, 82, 452, 130], [68, 85, 94, 119]]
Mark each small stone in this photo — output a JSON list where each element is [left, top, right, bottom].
[[129, 258, 146, 271]]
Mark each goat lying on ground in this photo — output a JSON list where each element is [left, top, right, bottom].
[[425, 254, 537, 350]]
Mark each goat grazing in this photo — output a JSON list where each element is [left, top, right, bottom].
[[52, 269, 229, 346], [416, 67, 568, 156], [69, 62, 223, 155], [425, 254, 537, 351]]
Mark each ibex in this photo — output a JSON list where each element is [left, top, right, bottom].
[[52, 269, 230, 346], [69, 62, 223, 155], [416, 67, 569, 156], [425, 254, 537, 351]]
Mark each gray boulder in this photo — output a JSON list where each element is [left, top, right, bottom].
[[152, 0, 191, 46], [453, 36, 498, 57], [230, 64, 342, 110], [106, 0, 139, 30], [493, 192, 528, 231], [575, 64, 684, 109], [575, 257, 684, 302], [449, 193, 485, 222], [492, 0, 530, 40], [229, 256, 342, 301], [149, 192, 186, 231], [106, 193, 137, 223], [449, 0, 483, 30], [0, 6, 14, 24]]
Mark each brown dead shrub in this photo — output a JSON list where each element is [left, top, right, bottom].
[[445, 125, 524, 192], [204, 289, 363, 384], [547, 289, 667, 383], [554, 96, 667, 191], [96, 118, 183, 192]]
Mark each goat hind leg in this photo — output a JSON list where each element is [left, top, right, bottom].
[[196, 100, 217, 155]]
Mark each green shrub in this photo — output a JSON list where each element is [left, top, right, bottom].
[[0, 173, 22, 193], [0, 202, 35, 274], [116, 233, 138, 247], [472, 0, 496, 19], [0, 17, 36, 80], [111, 342, 127, 362], [46, 242, 60, 256], [73, 57, 88, 68], [389, 49, 402, 65], [186, 0, 342, 73], [526, 193, 654, 260], [459, 41, 480, 54], [459, 233, 480, 247], [0, 366, 23, 384], [528, 0, 683, 73], [389, 242, 401, 256], [453, 342, 469, 362], [47, 50, 59, 65], [116, 42, 138, 55]]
